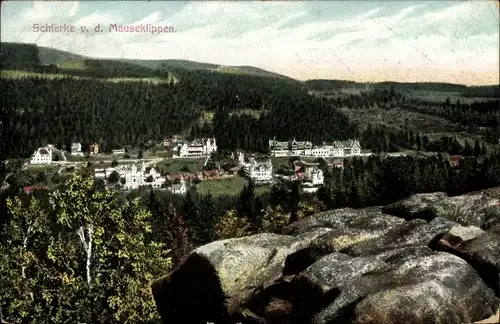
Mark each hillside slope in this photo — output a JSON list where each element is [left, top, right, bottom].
[[1, 42, 292, 80]]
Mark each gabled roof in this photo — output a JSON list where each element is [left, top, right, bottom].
[[38, 148, 50, 155], [269, 139, 288, 149], [331, 141, 344, 149], [341, 140, 354, 147], [447, 155, 463, 162]]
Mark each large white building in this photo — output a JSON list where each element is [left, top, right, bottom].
[[30, 147, 52, 164], [305, 166, 324, 186], [177, 137, 217, 157], [167, 179, 188, 195], [71, 142, 84, 156], [95, 162, 165, 190], [243, 158, 273, 183], [269, 137, 361, 157], [301, 165, 324, 193]]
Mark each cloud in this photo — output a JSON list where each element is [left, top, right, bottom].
[[1, 1, 498, 85]]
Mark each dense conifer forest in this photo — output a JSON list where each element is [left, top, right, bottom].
[[1, 71, 355, 159]]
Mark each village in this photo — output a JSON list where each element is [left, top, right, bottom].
[[24, 135, 471, 196]]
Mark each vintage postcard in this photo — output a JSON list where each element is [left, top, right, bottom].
[[1, 1, 499, 324]]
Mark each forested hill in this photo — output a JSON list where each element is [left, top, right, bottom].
[[306, 79, 500, 98], [0, 42, 294, 80], [1, 67, 355, 159]]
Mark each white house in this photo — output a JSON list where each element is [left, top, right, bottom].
[[71, 142, 84, 156], [177, 137, 217, 157], [269, 137, 361, 157], [104, 163, 166, 190], [94, 168, 106, 178], [340, 140, 361, 155], [30, 147, 52, 165], [290, 138, 313, 156], [305, 167, 324, 186], [243, 158, 273, 183], [168, 179, 188, 195], [268, 138, 289, 157], [144, 167, 165, 188], [123, 163, 144, 190]]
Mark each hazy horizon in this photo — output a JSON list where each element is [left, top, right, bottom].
[[1, 0, 499, 85]]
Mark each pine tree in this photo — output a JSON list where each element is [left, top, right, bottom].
[[480, 142, 487, 156], [196, 193, 218, 245], [237, 181, 258, 229], [289, 180, 302, 224], [416, 134, 422, 151], [181, 190, 199, 241], [166, 203, 192, 265], [463, 140, 473, 156], [473, 140, 481, 157]]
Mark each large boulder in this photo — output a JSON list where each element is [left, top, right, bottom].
[[298, 248, 499, 324], [284, 207, 401, 236], [282, 212, 455, 275], [430, 188, 500, 228], [435, 224, 500, 295], [382, 192, 448, 221], [342, 217, 456, 256], [151, 229, 330, 324], [382, 187, 500, 228], [281, 209, 407, 276]]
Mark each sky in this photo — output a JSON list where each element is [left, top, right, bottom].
[[1, 0, 499, 85]]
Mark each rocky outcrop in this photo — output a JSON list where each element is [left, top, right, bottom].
[[152, 187, 500, 324], [382, 187, 500, 228]]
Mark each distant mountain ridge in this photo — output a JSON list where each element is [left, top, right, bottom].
[[1, 42, 294, 80]]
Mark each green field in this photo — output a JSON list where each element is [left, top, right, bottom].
[[144, 150, 172, 159], [195, 175, 271, 196], [155, 158, 206, 173], [65, 154, 86, 162], [255, 184, 273, 195], [195, 176, 248, 196]]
